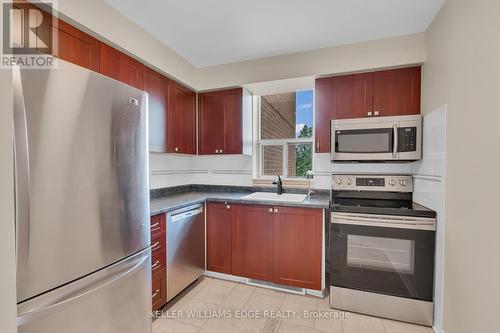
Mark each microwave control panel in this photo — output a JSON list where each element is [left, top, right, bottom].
[[398, 127, 417, 152]]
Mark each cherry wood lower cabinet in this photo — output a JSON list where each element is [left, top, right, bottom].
[[206, 203, 323, 290], [150, 213, 167, 311], [231, 204, 275, 282], [273, 206, 322, 290], [206, 202, 233, 274]]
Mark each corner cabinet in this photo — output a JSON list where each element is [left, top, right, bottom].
[[167, 81, 197, 154], [206, 202, 323, 290], [198, 88, 243, 155], [314, 66, 421, 153]]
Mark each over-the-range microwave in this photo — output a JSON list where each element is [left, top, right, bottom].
[[331, 114, 422, 162]]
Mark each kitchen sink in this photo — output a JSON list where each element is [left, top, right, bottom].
[[240, 192, 307, 203]]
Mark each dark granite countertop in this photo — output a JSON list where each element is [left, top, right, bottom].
[[150, 190, 330, 215]]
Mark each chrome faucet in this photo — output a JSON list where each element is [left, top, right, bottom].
[[272, 175, 283, 195], [306, 170, 314, 198]]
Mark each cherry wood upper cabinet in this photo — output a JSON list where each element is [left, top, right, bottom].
[[168, 81, 197, 154], [332, 72, 374, 119], [373, 66, 421, 117], [198, 88, 243, 155], [143, 67, 169, 152], [273, 207, 322, 290], [232, 204, 274, 282], [99, 42, 144, 90], [206, 202, 233, 274], [314, 77, 333, 153], [30, 8, 99, 71]]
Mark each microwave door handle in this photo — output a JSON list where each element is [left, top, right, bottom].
[[392, 123, 398, 158]]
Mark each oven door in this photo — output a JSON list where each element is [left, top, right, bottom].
[[330, 212, 435, 301]]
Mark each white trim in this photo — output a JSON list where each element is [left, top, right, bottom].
[[211, 169, 252, 175], [151, 169, 208, 175]]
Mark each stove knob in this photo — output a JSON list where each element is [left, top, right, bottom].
[[336, 178, 343, 185], [400, 179, 407, 187], [346, 178, 352, 185], [389, 179, 396, 186]]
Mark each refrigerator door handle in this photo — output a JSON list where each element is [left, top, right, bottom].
[[13, 66, 31, 266], [17, 252, 149, 325]]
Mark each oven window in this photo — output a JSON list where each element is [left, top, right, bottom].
[[335, 128, 393, 153], [347, 235, 415, 274]]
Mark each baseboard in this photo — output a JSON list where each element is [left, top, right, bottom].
[[432, 325, 445, 333], [203, 270, 324, 297]]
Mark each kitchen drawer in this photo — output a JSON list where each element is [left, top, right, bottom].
[[150, 213, 166, 235], [151, 231, 166, 255], [152, 268, 166, 311], [151, 250, 165, 274]]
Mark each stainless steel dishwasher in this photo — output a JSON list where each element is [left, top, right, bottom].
[[166, 204, 205, 301]]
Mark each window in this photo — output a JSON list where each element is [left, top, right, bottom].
[[258, 90, 313, 178]]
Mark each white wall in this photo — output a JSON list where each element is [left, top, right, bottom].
[[53, 0, 198, 88], [0, 69, 17, 332], [195, 33, 426, 90], [423, 1, 500, 332], [411, 107, 447, 332]]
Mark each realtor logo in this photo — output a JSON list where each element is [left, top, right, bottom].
[[1, 0, 58, 68]]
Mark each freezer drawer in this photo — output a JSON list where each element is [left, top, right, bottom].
[[17, 249, 151, 333], [167, 204, 205, 301]]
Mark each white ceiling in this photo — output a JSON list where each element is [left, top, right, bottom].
[[105, 0, 444, 68]]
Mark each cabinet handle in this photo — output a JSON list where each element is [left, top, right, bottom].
[[367, 111, 373, 116], [152, 260, 161, 270], [174, 147, 179, 152], [374, 111, 380, 116], [151, 241, 161, 252], [215, 149, 219, 153], [220, 149, 223, 153], [274, 208, 279, 213], [225, 204, 230, 209], [150, 222, 160, 230], [268, 208, 273, 213], [316, 141, 320, 150], [152, 289, 160, 299]]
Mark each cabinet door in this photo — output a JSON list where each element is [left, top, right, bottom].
[[32, 8, 99, 71], [273, 207, 322, 290], [222, 88, 243, 154], [314, 77, 333, 153], [99, 42, 144, 90], [332, 72, 373, 119], [144, 68, 169, 152], [373, 66, 421, 116], [206, 202, 233, 274], [168, 82, 197, 154], [198, 92, 225, 154], [232, 205, 274, 281]]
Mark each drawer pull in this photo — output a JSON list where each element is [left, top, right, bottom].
[[150, 222, 160, 229], [152, 261, 161, 270], [151, 241, 161, 252], [152, 289, 160, 299]]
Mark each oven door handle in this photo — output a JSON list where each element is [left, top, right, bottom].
[[392, 123, 398, 158], [332, 214, 436, 231]]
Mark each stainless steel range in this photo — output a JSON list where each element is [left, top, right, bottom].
[[329, 174, 436, 326]]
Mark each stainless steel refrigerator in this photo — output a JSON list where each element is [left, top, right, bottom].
[[13, 60, 151, 333]]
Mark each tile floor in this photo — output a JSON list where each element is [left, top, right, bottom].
[[152, 276, 434, 333]]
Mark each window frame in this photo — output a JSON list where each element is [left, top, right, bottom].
[[256, 90, 314, 179]]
